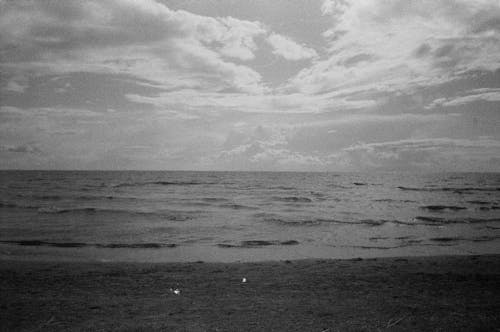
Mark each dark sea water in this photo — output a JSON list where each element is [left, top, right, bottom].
[[0, 171, 499, 262]]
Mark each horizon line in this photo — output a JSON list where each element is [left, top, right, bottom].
[[0, 169, 499, 174]]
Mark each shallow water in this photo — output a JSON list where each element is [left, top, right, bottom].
[[0, 171, 499, 262]]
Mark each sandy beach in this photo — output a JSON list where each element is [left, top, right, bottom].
[[1, 255, 499, 331], [3, 0, 500, 330]]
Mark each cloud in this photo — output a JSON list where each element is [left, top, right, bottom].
[[289, 0, 500, 94], [341, 53, 377, 68], [267, 33, 317, 61], [217, 17, 266, 60], [5, 80, 27, 93], [1, 0, 499, 171], [427, 88, 500, 108], [320, 0, 349, 16], [0, 105, 100, 119], [126, 88, 376, 114], [0, 144, 41, 154], [340, 138, 500, 171], [0, 0, 268, 93], [211, 125, 325, 171], [209, 123, 500, 172]]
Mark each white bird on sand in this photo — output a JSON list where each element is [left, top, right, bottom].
[[169, 288, 181, 295]]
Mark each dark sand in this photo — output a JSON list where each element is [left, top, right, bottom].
[[1, 255, 499, 331]]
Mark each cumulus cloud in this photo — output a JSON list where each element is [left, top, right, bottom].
[[217, 17, 266, 60], [340, 138, 500, 171], [267, 33, 317, 61], [212, 125, 325, 171], [320, 0, 349, 16], [209, 125, 500, 172], [1, 0, 499, 171], [289, 0, 500, 94], [0, 0, 268, 93]]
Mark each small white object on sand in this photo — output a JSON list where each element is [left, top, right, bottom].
[[242, 277, 247, 283], [169, 288, 181, 295]]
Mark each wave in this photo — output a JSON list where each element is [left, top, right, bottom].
[[357, 219, 412, 226], [217, 239, 299, 248], [38, 207, 100, 214], [16, 193, 119, 201], [1, 240, 87, 247], [255, 213, 412, 227], [0, 202, 39, 209], [36, 206, 197, 220], [327, 184, 352, 189], [26, 194, 63, 201], [342, 235, 500, 250], [96, 243, 177, 248], [268, 186, 297, 190], [273, 196, 313, 203], [218, 203, 258, 210], [177, 201, 212, 207], [467, 200, 492, 205], [254, 213, 325, 226], [471, 235, 500, 242], [420, 205, 467, 211], [8, 194, 134, 205], [373, 199, 416, 203], [114, 181, 215, 188], [479, 206, 500, 211], [310, 191, 327, 198], [415, 216, 500, 225], [346, 244, 412, 250], [74, 195, 117, 201], [394, 236, 415, 240], [0, 202, 21, 208], [260, 213, 499, 227], [0, 240, 177, 248], [341, 242, 456, 250], [201, 197, 230, 203], [369, 236, 389, 241], [429, 237, 462, 242], [398, 186, 500, 193], [430, 235, 500, 243], [367, 236, 422, 245]]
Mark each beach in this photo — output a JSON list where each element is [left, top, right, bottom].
[[2, 254, 499, 331], [3, 0, 500, 330], [1, 171, 499, 331]]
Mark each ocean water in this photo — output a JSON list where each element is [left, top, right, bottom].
[[0, 171, 499, 262]]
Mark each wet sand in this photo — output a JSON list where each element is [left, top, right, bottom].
[[1, 255, 499, 331]]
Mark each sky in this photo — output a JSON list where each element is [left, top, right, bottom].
[[1, 0, 500, 171]]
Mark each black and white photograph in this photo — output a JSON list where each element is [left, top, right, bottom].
[[1, 0, 499, 330]]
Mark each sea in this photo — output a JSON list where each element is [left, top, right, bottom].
[[0, 171, 499, 262]]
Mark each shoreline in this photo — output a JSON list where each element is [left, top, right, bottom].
[[2, 254, 499, 331]]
